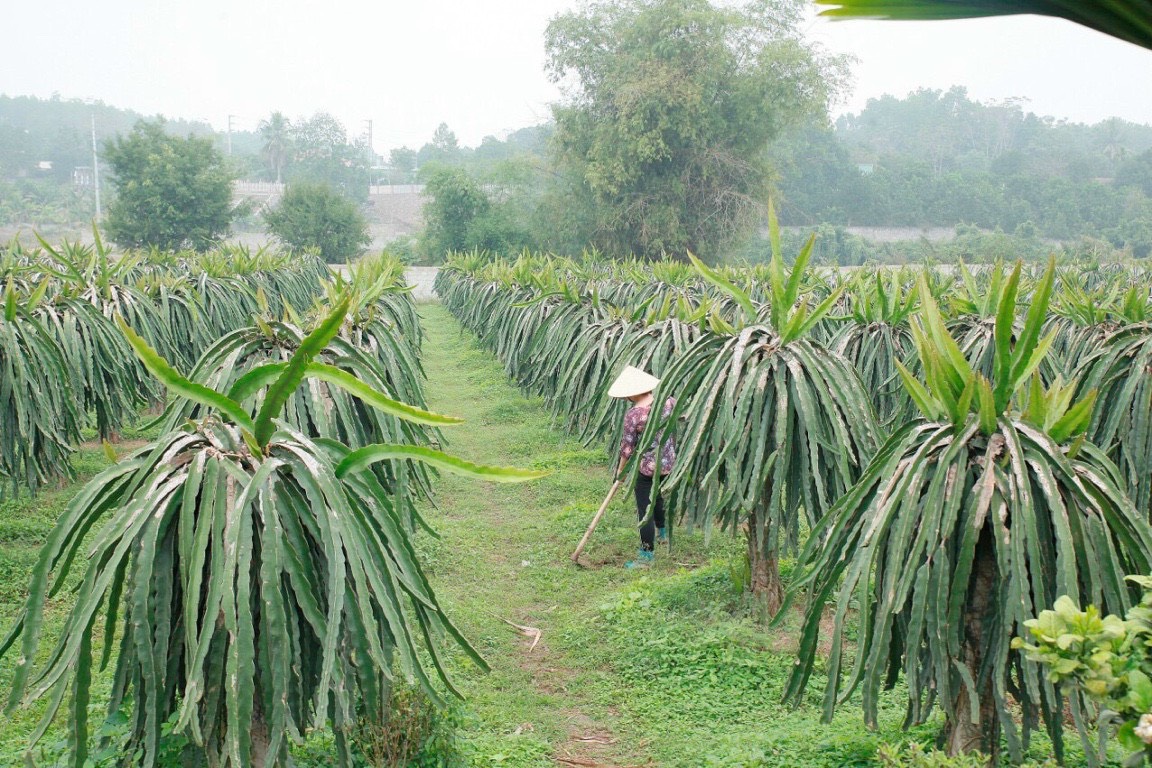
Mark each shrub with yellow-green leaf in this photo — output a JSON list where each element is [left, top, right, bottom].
[[1016, 580, 1152, 765]]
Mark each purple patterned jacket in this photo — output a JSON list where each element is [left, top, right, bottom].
[[619, 397, 677, 477]]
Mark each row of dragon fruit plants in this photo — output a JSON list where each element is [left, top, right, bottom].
[[435, 245, 1152, 764]]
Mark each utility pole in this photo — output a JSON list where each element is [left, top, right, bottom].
[[363, 120, 376, 193], [90, 115, 102, 223], [363, 119, 375, 177], [227, 114, 236, 155]]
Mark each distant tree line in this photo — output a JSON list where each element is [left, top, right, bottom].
[[0, 94, 212, 182], [771, 86, 1152, 257], [245, 111, 372, 198], [409, 83, 1152, 264]]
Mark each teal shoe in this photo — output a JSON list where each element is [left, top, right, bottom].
[[625, 550, 655, 569], [657, 527, 668, 545]]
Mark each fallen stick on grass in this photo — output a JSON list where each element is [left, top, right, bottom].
[[496, 616, 542, 651]]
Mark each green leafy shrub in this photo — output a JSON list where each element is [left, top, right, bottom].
[[1015, 576, 1152, 765], [263, 183, 370, 264]]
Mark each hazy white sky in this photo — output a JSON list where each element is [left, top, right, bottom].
[[4, 0, 1151, 151]]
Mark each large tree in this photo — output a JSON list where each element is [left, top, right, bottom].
[[544, 0, 847, 261], [417, 123, 462, 169], [103, 120, 235, 251], [388, 147, 418, 183]]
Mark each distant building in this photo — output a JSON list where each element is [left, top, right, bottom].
[[73, 166, 94, 186]]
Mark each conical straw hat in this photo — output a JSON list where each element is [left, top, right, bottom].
[[608, 366, 661, 398]]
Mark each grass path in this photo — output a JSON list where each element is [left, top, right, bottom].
[[416, 303, 668, 767]]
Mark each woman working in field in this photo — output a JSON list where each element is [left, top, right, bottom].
[[609, 366, 676, 569]]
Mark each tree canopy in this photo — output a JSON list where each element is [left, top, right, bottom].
[[769, 88, 1152, 257], [418, 166, 531, 261], [543, 0, 848, 261], [263, 182, 370, 264], [287, 112, 372, 199], [103, 120, 235, 251]]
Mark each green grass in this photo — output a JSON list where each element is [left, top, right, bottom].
[[0, 305, 1118, 766]]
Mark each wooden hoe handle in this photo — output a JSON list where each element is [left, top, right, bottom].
[[571, 480, 623, 562]]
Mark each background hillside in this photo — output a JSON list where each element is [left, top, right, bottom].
[[5, 88, 1152, 261]]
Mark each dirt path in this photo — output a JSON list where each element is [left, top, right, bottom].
[[416, 304, 652, 768]]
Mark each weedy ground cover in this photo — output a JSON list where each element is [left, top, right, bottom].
[[0, 445, 125, 765]]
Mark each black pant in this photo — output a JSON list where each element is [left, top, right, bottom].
[[635, 474, 666, 552]]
